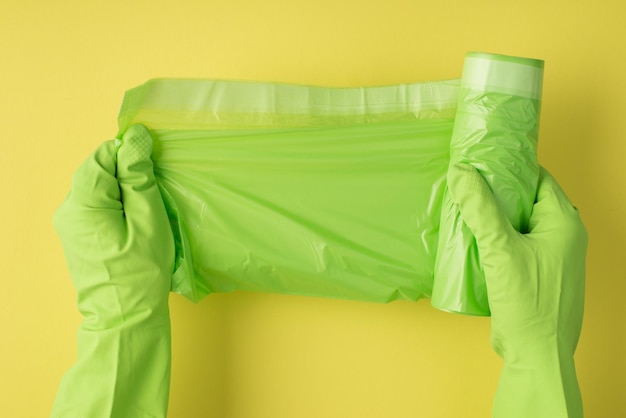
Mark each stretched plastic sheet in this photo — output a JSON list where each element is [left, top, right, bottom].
[[116, 52, 542, 314]]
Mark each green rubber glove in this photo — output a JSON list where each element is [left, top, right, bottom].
[[51, 124, 174, 418], [448, 163, 586, 418]]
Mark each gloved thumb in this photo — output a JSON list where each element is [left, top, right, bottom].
[[447, 163, 517, 258], [527, 167, 588, 254], [53, 140, 121, 240], [116, 124, 168, 234]]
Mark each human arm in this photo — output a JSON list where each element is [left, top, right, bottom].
[[448, 164, 587, 418], [51, 124, 174, 417]]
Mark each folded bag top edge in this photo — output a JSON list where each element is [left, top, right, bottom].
[[117, 78, 461, 133]]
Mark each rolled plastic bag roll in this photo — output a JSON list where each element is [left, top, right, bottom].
[[431, 52, 543, 316]]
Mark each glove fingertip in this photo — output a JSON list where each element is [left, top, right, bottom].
[[117, 124, 153, 169], [447, 163, 484, 208]]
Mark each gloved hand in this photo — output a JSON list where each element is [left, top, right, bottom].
[[51, 124, 174, 418], [448, 163, 587, 418]]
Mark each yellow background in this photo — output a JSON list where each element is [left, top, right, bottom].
[[1, 0, 624, 416]]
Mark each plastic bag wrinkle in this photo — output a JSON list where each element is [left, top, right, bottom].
[[116, 54, 542, 313]]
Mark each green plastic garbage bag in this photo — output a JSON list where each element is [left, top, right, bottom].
[[117, 78, 461, 303], [114, 52, 542, 309]]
